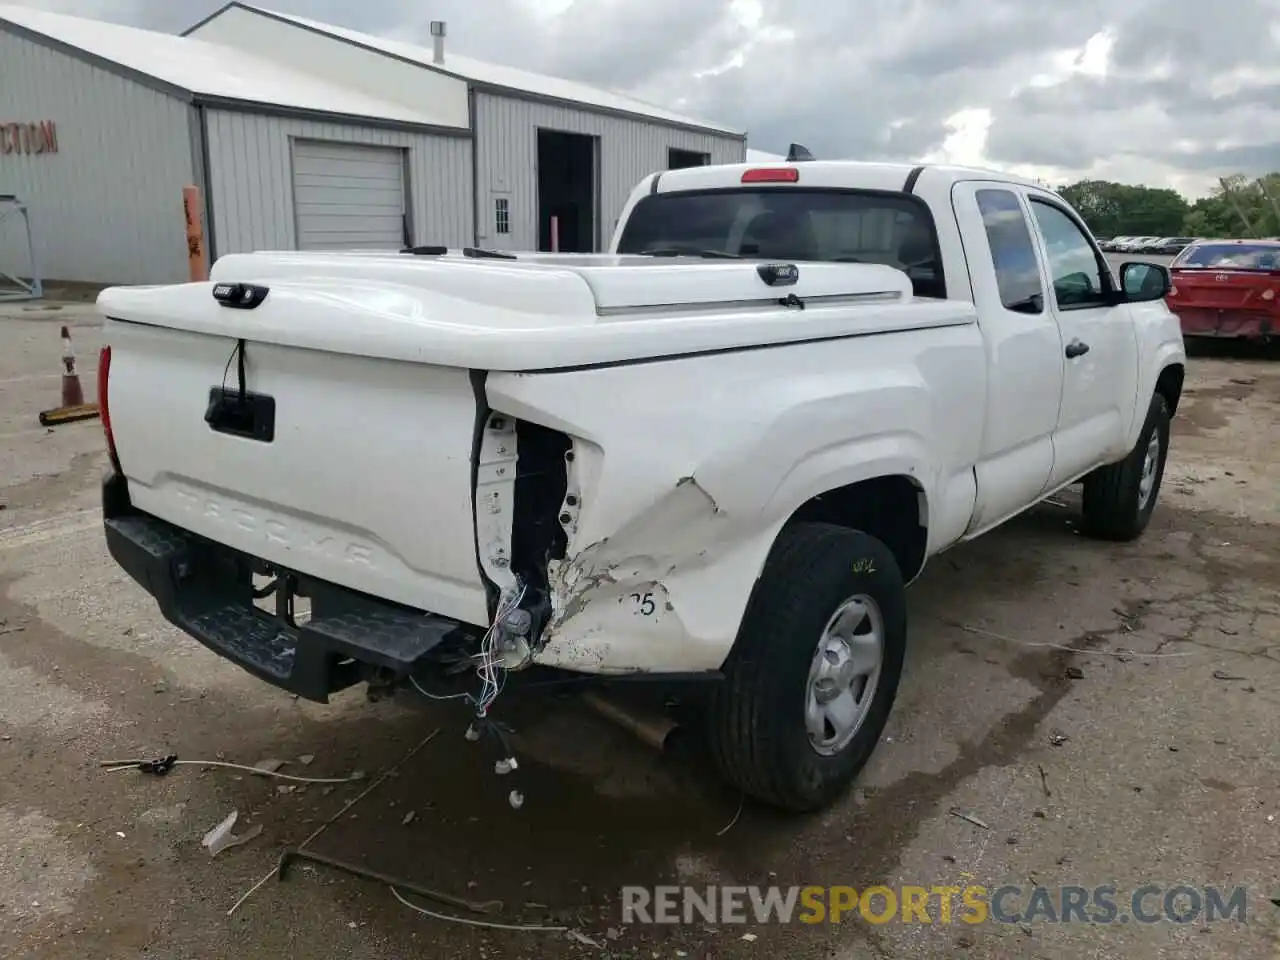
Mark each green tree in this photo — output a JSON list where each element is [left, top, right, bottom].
[[1183, 194, 1238, 237], [1058, 179, 1124, 234], [1058, 180, 1190, 237], [1185, 174, 1280, 237]]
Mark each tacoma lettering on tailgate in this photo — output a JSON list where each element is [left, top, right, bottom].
[[171, 489, 376, 568]]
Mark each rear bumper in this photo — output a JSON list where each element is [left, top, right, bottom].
[[1172, 308, 1276, 339], [102, 472, 464, 703]]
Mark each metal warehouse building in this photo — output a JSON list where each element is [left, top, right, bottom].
[[0, 2, 745, 288]]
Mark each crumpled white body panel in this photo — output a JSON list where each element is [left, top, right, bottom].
[[487, 318, 987, 674]]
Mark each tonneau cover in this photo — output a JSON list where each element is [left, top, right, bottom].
[[97, 250, 975, 371]]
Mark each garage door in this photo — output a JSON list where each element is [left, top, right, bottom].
[[292, 141, 406, 251]]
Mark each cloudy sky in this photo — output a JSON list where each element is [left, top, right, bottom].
[[20, 0, 1280, 197]]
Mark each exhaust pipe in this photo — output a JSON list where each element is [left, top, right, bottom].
[[581, 691, 679, 752]]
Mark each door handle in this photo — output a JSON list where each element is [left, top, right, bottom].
[[1065, 339, 1090, 359]]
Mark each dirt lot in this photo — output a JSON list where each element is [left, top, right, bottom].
[[2, 299, 1279, 960]]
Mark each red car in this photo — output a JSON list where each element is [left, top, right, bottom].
[[1166, 239, 1280, 340]]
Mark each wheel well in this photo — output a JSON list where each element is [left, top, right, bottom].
[[786, 475, 928, 581], [1156, 364, 1185, 416]]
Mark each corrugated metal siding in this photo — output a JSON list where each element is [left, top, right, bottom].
[[0, 28, 195, 285], [204, 110, 472, 255], [474, 93, 745, 251]]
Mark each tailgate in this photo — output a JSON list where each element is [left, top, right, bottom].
[[1171, 269, 1280, 310], [104, 317, 489, 626]]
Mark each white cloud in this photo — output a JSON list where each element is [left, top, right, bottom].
[[1028, 30, 1113, 89], [921, 108, 993, 168]]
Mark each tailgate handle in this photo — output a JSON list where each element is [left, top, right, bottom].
[[757, 263, 799, 286], [212, 283, 269, 309], [204, 386, 276, 442]]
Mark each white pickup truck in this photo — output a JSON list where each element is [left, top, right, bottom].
[[96, 159, 1185, 812]]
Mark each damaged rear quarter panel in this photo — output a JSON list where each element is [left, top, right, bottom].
[[485, 326, 981, 673]]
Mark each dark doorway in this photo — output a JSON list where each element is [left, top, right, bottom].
[[537, 129, 597, 252], [668, 148, 710, 169]]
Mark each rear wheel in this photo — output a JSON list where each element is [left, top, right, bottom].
[[1081, 392, 1170, 541], [707, 523, 907, 812]]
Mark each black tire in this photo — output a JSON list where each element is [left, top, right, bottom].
[[707, 523, 907, 813], [1081, 392, 1171, 541]]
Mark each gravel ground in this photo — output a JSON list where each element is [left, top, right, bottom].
[[1, 297, 1278, 960]]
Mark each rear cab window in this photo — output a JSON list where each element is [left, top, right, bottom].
[[975, 188, 1044, 314], [615, 188, 947, 299]]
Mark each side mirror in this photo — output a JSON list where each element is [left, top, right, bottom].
[[1119, 261, 1171, 301]]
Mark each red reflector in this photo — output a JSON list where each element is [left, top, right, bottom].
[[741, 167, 799, 183], [98, 345, 118, 470]]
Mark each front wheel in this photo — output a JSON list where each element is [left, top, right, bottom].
[[707, 523, 907, 813], [1080, 392, 1171, 541]]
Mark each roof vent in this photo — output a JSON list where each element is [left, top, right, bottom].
[[430, 21, 446, 64]]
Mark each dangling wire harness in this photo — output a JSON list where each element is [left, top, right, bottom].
[[410, 583, 529, 808]]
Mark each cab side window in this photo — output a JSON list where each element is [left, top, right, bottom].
[[1029, 200, 1109, 309], [976, 189, 1044, 314]]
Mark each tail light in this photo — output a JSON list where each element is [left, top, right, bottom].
[[98, 346, 119, 472]]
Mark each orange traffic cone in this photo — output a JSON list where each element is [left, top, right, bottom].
[[60, 326, 85, 407], [37, 325, 99, 426]]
